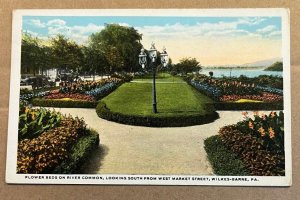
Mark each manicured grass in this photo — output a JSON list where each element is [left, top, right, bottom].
[[102, 74, 214, 117], [134, 73, 184, 83], [204, 135, 250, 176]]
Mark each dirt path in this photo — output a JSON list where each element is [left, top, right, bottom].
[[52, 108, 246, 175]]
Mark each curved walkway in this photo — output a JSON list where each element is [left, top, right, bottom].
[[52, 108, 246, 175]]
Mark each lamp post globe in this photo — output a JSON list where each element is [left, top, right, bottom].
[[138, 43, 169, 114]]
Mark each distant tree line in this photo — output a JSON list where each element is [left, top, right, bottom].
[[21, 23, 202, 76]]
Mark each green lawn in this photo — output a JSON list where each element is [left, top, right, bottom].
[[102, 74, 214, 117]]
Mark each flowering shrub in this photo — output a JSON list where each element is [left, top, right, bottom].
[[190, 80, 222, 101], [58, 78, 123, 94], [18, 102, 62, 140], [17, 117, 88, 174], [236, 111, 284, 154], [44, 93, 94, 102], [256, 85, 283, 95], [220, 92, 283, 102], [217, 111, 285, 176], [85, 82, 118, 100], [20, 90, 50, 101], [205, 79, 259, 96], [188, 77, 283, 103]]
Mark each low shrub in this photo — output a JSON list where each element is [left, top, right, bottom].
[[32, 98, 98, 108], [96, 101, 219, 127], [214, 102, 283, 110], [52, 129, 99, 174], [204, 135, 250, 176]]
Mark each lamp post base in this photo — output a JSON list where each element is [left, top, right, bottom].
[[152, 103, 157, 113]]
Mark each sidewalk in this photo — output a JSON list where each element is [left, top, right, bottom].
[[52, 108, 246, 175]]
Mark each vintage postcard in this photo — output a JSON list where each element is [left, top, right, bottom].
[[6, 9, 291, 186]]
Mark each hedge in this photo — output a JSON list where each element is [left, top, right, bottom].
[[204, 135, 250, 176], [96, 101, 219, 127], [53, 129, 100, 174], [214, 102, 283, 110], [32, 98, 98, 108]]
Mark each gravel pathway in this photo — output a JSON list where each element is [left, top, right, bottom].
[[51, 108, 246, 175]]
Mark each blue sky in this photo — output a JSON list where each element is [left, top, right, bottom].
[[22, 16, 282, 65]]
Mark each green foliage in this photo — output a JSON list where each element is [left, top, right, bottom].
[[21, 33, 53, 75], [96, 101, 219, 127], [51, 34, 84, 72], [89, 24, 143, 73], [18, 103, 62, 141], [219, 125, 285, 176], [264, 61, 283, 71], [221, 75, 283, 89], [32, 98, 98, 108], [53, 129, 99, 174], [101, 78, 214, 118], [172, 57, 202, 74], [204, 135, 250, 176], [236, 111, 284, 155], [213, 102, 283, 110], [17, 117, 89, 174]]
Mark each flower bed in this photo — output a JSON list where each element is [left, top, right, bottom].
[[17, 108, 100, 174], [187, 77, 283, 109], [85, 82, 119, 100], [18, 102, 63, 140], [44, 93, 94, 102], [205, 111, 285, 176], [58, 78, 123, 94], [220, 92, 283, 102]]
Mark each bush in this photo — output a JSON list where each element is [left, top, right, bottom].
[[18, 103, 63, 141], [96, 101, 219, 127], [17, 117, 88, 174], [85, 82, 120, 100], [204, 135, 250, 176], [214, 102, 283, 110], [219, 125, 285, 176], [52, 129, 99, 174], [32, 98, 98, 108]]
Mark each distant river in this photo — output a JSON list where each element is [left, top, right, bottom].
[[201, 68, 282, 78]]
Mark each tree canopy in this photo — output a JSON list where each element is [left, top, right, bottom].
[[89, 24, 143, 73], [172, 57, 202, 74]]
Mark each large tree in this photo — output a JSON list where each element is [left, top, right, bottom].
[[173, 57, 202, 74], [51, 35, 84, 73], [89, 24, 143, 73], [21, 33, 52, 76]]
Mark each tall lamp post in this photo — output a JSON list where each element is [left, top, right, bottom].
[[139, 42, 169, 113]]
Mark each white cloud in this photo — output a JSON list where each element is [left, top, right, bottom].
[[27, 19, 46, 28], [47, 19, 66, 27], [256, 25, 276, 33], [237, 17, 267, 26], [268, 30, 281, 37], [47, 22, 104, 44]]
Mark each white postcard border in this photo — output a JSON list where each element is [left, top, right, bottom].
[[6, 9, 292, 186]]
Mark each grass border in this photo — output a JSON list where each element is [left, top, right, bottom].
[[52, 129, 100, 174], [204, 135, 250, 176], [96, 101, 219, 127]]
